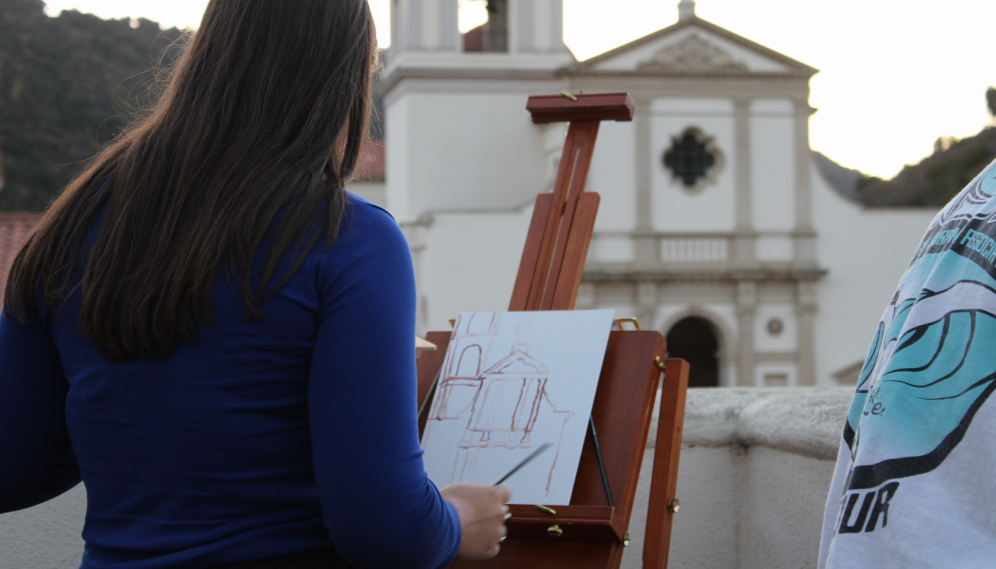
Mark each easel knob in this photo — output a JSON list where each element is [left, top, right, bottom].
[[547, 524, 564, 538], [535, 504, 557, 516], [668, 498, 681, 513]]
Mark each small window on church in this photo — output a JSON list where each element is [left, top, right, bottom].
[[663, 128, 721, 191], [461, 0, 508, 53]]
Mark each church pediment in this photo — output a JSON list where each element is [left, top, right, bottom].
[[563, 17, 817, 78], [637, 33, 748, 74]]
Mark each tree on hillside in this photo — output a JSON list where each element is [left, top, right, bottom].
[[0, 0, 183, 211], [988, 87, 996, 122]]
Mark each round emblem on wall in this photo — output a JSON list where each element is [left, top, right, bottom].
[[766, 318, 784, 336]]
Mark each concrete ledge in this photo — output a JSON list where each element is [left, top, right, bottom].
[[626, 386, 854, 569], [648, 386, 855, 460], [0, 484, 86, 569]]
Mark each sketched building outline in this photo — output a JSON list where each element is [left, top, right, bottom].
[[426, 313, 574, 492]]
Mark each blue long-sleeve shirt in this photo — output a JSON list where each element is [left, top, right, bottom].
[[0, 194, 461, 569]]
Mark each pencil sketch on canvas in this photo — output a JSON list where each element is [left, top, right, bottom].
[[421, 310, 614, 505]]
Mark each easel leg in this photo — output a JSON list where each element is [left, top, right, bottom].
[[643, 359, 689, 569]]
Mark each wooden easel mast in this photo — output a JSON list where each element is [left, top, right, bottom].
[[510, 93, 635, 312]]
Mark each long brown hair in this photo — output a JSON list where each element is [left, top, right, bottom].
[[4, 0, 376, 362]]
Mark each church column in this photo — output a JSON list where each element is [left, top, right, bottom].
[[546, 0, 568, 53], [403, 0, 422, 50], [514, 0, 568, 53], [796, 280, 817, 385], [793, 97, 817, 267], [513, 0, 530, 53], [634, 95, 658, 266], [438, 0, 459, 51], [636, 281, 658, 331], [391, 0, 402, 50], [733, 97, 755, 266], [396, 0, 458, 52], [414, 0, 454, 51], [736, 280, 757, 386]]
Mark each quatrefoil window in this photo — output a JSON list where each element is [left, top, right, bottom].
[[663, 129, 721, 191]]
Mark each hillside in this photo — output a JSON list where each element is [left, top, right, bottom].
[[857, 127, 996, 207], [0, 0, 183, 211]]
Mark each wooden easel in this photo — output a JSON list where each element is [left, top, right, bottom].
[[416, 93, 689, 569]]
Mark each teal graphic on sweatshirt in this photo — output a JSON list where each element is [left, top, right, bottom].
[[842, 162, 996, 491]]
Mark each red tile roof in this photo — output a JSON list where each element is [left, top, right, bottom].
[[353, 140, 385, 182], [0, 213, 43, 303]]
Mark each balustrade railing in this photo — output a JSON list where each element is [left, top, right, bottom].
[[659, 234, 730, 263]]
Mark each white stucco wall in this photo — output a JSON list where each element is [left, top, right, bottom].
[[407, 207, 533, 333], [650, 98, 736, 232], [386, 94, 412, 218], [1, 387, 853, 569], [810, 167, 937, 385], [587, 120, 637, 233], [385, 89, 550, 223], [586, 119, 638, 264], [750, 99, 795, 236], [754, 303, 797, 353]]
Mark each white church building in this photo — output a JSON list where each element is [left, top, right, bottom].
[[375, 0, 937, 388]]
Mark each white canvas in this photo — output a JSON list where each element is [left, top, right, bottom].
[[421, 310, 614, 505]]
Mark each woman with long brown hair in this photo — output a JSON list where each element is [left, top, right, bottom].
[[0, 1, 509, 567]]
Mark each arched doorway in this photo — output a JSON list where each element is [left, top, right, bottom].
[[666, 317, 720, 388]]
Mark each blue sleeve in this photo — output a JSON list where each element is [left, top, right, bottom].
[[306, 204, 461, 569], [0, 307, 81, 513]]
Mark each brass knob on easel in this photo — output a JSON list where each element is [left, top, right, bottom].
[[668, 498, 680, 513], [547, 524, 563, 538], [623, 532, 631, 547]]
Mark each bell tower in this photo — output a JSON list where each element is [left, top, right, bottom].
[[386, 0, 568, 60], [381, 0, 573, 223]]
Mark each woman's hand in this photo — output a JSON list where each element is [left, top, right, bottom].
[[440, 482, 512, 560]]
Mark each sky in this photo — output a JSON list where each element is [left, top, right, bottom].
[[40, 0, 996, 179]]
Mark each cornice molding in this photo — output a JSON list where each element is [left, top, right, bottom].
[[582, 267, 828, 284], [381, 51, 572, 96], [560, 69, 815, 80]]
